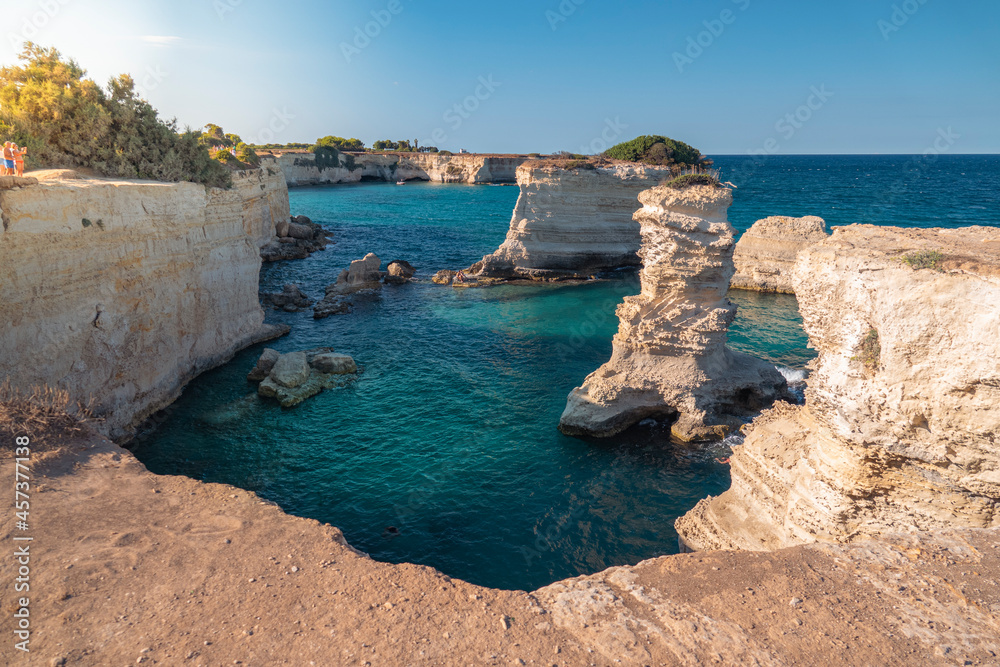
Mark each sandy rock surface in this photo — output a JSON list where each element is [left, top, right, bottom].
[[678, 225, 1000, 551], [2, 434, 998, 666]]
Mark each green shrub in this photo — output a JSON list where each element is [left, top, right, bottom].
[[312, 135, 365, 152], [901, 250, 944, 271], [0, 43, 231, 188], [604, 135, 712, 170], [857, 329, 881, 371], [438, 150, 453, 156], [664, 173, 721, 189]]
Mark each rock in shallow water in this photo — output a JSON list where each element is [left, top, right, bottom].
[[385, 260, 416, 285], [251, 348, 359, 407]]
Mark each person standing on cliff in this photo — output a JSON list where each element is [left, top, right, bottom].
[[13, 144, 25, 177], [0, 142, 13, 176]]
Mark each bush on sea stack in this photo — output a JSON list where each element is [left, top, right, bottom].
[[604, 135, 712, 171], [0, 42, 231, 188]]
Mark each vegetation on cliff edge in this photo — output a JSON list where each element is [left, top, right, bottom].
[[0, 43, 232, 188], [604, 135, 712, 170]]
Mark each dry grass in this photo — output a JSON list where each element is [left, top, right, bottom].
[[0, 380, 94, 450]]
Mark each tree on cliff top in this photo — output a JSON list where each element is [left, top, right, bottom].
[[312, 136, 365, 152], [0, 43, 231, 188], [603, 135, 712, 170]]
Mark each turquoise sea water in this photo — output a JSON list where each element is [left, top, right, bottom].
[[131, 155, 999, 591]]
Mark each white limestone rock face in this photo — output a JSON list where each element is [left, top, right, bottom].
[[275, 151, 527, 186], [473, 162, 676, 279], [0, 168, 290, 440], [731, 215, 829, 293], [676, 225, 1000, 552], [558, 184, 788, 442]]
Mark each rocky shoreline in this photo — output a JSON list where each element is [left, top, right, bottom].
[[4, 157, 1000, 664]]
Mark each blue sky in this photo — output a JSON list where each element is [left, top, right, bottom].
[[1, 0, 997, 154]]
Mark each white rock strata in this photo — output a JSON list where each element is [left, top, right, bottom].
[[559, 184, 788, 441], [731, 215, 829, 293], [677, 225, 1000, 551]]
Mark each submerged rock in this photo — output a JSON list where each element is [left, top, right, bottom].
[[559, 183, 788, 442], [252, 347, 358, 407], [731, 216, 829, 294], [260, 284, 313, 312], [677, 224, 1000, 552]]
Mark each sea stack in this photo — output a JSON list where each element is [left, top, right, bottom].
[[559, 184, 788, 442], [472, 161, 675, 280], [731, 215, 829, 293], [676, 225, 1000, 551]]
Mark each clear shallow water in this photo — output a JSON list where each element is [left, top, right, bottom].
[[132, 155, 999, 591]]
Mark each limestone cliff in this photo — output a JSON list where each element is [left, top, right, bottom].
[[559, 184, 788, 441], [677, 225, 1000, 551], [275, 151, 527, 186], [0, 168, 289, 441], [731, 215, 829, 293], [473, 162, 676, 279], [229, 156, 291, 248]]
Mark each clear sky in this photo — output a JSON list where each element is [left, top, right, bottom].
[[1, 0, 997, 154]]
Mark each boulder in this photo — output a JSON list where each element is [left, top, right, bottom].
[[269, 351, 310, 388], [275, 220, 290, 238], [313, 295, 353, 320], [385, 260, 416, 285], [432, 270, 456, 285], [326, 253, 384, 296], [252, 348, 359, 407], [310, 353, 357, 375], [247, 348, 280, 383], [292, 215, 313, 225], [260, 284, 313, 312], [286, 222, 314, 240]]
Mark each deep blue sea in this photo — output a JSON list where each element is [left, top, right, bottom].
[[131, 155, 999, 591]]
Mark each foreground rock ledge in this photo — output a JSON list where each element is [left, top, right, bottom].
[[678, 225, 1000, 552], [560, 184, 787, 441], [3, 434, 999, 666]]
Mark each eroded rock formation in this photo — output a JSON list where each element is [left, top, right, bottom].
[[677, 225, 1000, 551], [731, 215, 829, 293], [0, 168, 289, 440], [313, 254, 384, 319], [275, 151, 527, 186], [559, 184, 788, 442], [472, 162, 675, 280]]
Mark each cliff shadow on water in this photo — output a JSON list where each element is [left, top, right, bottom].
[[129, 181, 815, 590]]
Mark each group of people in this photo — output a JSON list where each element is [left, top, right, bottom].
[[2, 142, 26, 176]]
